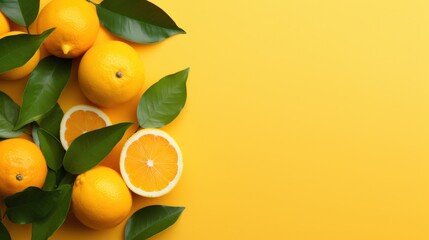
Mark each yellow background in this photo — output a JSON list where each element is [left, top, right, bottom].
[[1, 0, 429, 239]]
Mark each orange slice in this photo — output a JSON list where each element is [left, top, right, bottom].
[[60, 105, 111, 150], [120, 129, 183, 197]]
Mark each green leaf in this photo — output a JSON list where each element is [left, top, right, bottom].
[[4, 187, 60, 224], [0, 0, 39, 27], [125, 205, 185, 240], [37, 103, 63, 139], [0, 29, 54, 74], [137, 68, 189, 128], [0, 221, 11, 240], [32, 185, 72, 240], [57, 172, 75, 186], [0, 91, 25, 138], [50, 167, 75, 187], [96, 0, 185, 44], [63, 122, 133, 174], [42, 169, 57, 191], [38, 128, 64, 171], [15, 56, 72, 130]]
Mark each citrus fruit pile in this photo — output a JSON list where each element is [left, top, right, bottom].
[[0, 0, 188, 238]]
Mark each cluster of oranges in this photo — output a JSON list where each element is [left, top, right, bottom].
[[0, 0, 144, 107], [0, 0, 183, 231]]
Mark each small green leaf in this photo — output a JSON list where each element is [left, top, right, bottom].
[[63, 122, 133, 174], [0, 91, 25, 138], [137, 68, 189, 128], [4, 187, 59, 224], [38, 128, 64, 171], [42, 169, 57, 191], [0, 0, 39, 27], [0, 221, 11, 240], [32, 185, 72, 240], [15, 56, 72, 130], [96, 0, 185, 44], [37, 103, 63, 139], [0, 29, 54, 74], [125, 205, 185, 240]]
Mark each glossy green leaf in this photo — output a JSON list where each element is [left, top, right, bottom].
[[0, 221, 11, 240], [0, 29, 54, 74], [55, 167, 66, 184], [63, 122, 133, 174], [32, 185, 72, 240], [4, 187, 59, 224], [42, 169, 57, 191], [37, 103, 63, 138], [137, 68, 189, 128], [38, 128, 64, 171], [0, 0, 39, 27], [0, 91, 25, 138], [51, 167, 75, 187], [96, 0, 185, 44], [15, 56, 72, 130], [125, 205, 185, 240]]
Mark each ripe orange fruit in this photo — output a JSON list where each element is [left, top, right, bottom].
[[60, 105, 111, 150], [78, 41, 144, 107], [0, 11, 10, 35], [0, 138, 47, 197], [0, 31, 41, 81], [120, 129, 183, 197], [37, 0, 99, 58], [72, 166, 132, 230]]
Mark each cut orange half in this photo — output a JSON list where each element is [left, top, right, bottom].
[[60, 105, 111, 150], [120, 129, 183, 198]]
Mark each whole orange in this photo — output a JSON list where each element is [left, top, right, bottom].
[[0, 138, 47, 197], [37, 0, 99, 58], [78, 41, 144, 107], [72, 166, 132, 230]]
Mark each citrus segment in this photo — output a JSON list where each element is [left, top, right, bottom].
[[60, 105, 111, 150], [72, 166, 132, 230], [120, 129, 183, 198], [0, 139, 47, 197]]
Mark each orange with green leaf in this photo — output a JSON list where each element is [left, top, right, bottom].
[[0, 0, 189, 238]]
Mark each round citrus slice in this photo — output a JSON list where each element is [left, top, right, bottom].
[[60, 105, 111, 150], [120, 129, 183, 198]]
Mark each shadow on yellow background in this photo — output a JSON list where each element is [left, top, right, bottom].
[[1, 0, 429, 239]]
